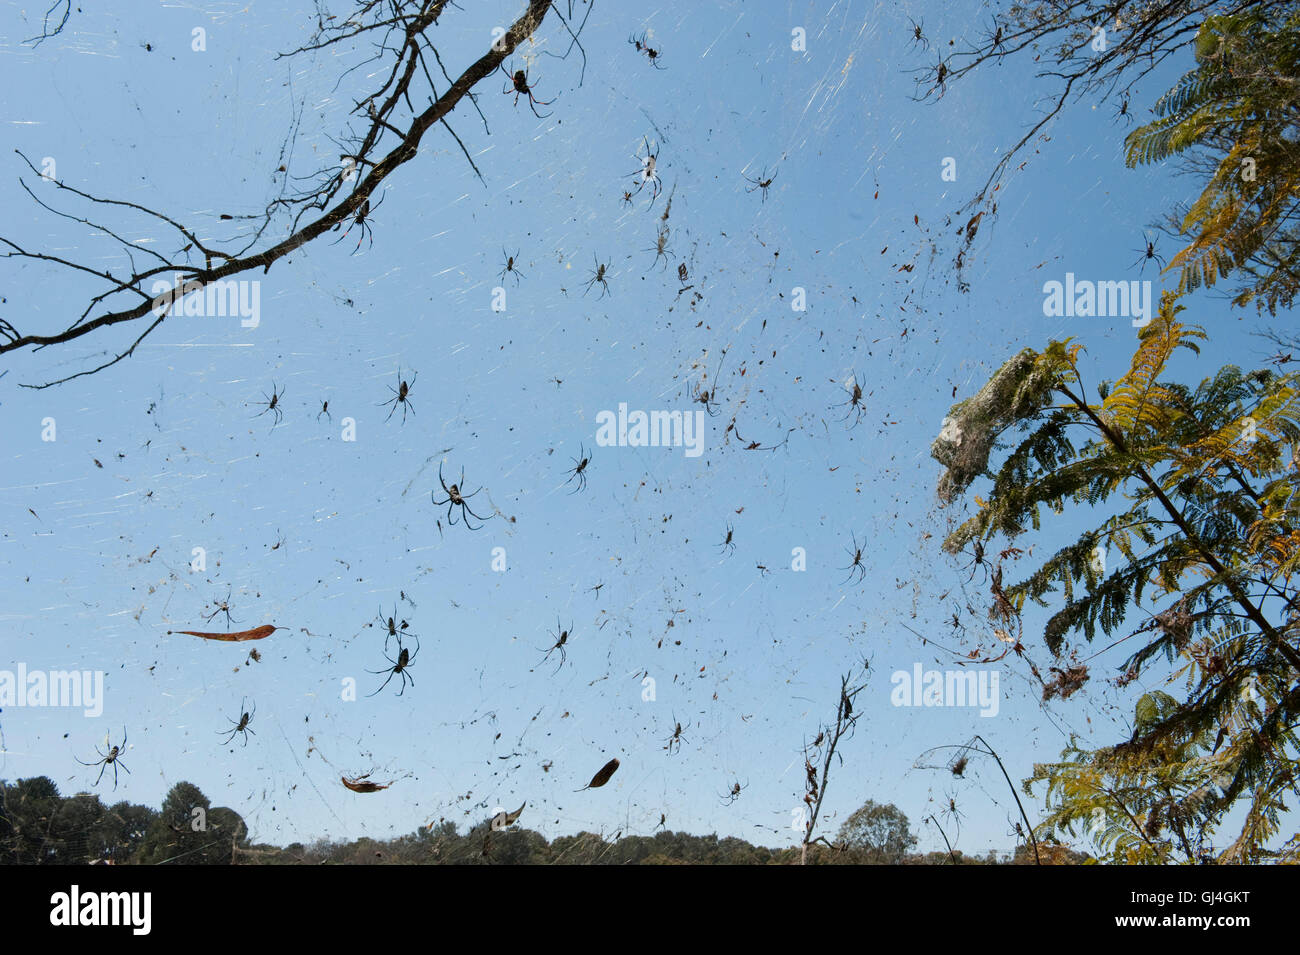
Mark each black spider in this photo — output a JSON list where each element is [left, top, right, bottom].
[[219, 699, 256, 746], [499, 248, 525, 285], [368, 632, 418, 696], [253, 382, 285, 430], [583, 256, 611, 298], [841, 533, 867, 585], [565, 444, 591, 493], [380, 368, 417, 424], [501, 61, 554, 119], [1132, 233, 1167, 275], [744, 167, 778, 202], [432, 462, 489, 530], [77, 728, 131, 790], [906, 16, 929, 52], [332, 192, 386, 254], [539, 618, 572, 673]]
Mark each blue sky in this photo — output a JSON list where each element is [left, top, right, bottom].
[[0, 0, 1278, 856]]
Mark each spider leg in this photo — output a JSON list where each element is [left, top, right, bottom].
[[367, 666, 398, 697], [527, 95, 550, 119], [459, 504, 484, 531], [95, 761, 107, 787]]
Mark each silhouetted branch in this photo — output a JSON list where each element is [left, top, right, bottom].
[[1, 0, 585, 388]]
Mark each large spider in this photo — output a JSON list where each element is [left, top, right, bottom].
[[841, 532, 867, 585], [380, 368, 417, 424], [368, 631, 419, 696], [628, 136, 662, 205], [253, 382, 285, 430], [1132, 233, 1166, 275], [565, 444, 591, 493], [432, 462, 489, 530], [332, 192, 385, 254], [219, 699, 256, 746], [539, 619, 572, 673], [501, 62, 554, 118], [78, 728, 131, 790], [744, 167, 778, 202]]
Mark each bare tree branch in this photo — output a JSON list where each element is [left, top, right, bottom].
[[799, 659, 870, 865], [1, 0, 585, 388]]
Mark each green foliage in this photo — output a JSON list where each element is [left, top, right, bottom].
[[835, 799, 917, 863], [933, 297, 1300, 861], [134, 781, 247, 865], [1125, 7, 1300, 313]]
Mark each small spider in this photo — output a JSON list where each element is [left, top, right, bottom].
[[719, 779, 748, 806], [841, 533, 867, 585], [500, 62, 554, 119], [583, 256, 611, 298], [835, 371, 867, 427], [539, 619, 572, 673], [906, 16, 928, 52], [432, 462, 489, 530], [691, 349, 726, 417], [938, 792, 966, 835], [629, 32, 666, 70], [219, 699, 256, 747], [620, 190, 634, 206], [318, 400, 331, 423], [253, 382, 285, 430], [375, 604, 417, 645], [646, 224, 672, 272], [565, 444, 591, 493], [499, 248, 525, 285], [628, 136, 662, 205], [1132, 233, 1166, 275], [719, 523, 736, 556], [77, 728, 131, 790], [744, 167, 778, 202], [677, 262, 689, 284], [1114, 94, 1132, 126], [203, 585, 237, 629], [380, 368, 417, 424], [368, 632, 418, 696], [664, 718, 687, 754], [333, 192, 385, 254]]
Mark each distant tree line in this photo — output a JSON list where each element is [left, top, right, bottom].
[[0, 777, 1087, 865]]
